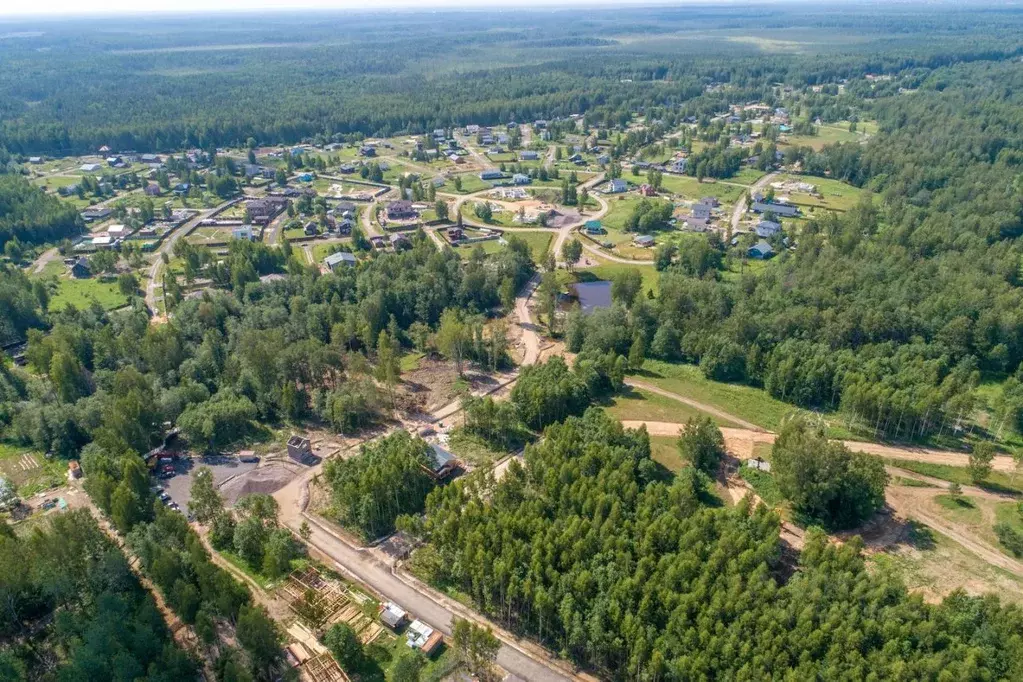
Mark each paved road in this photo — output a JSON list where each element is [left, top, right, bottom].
[[291, 513, 573, 681]]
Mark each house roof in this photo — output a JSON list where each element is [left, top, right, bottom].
[[380, 602, 407, 628], [324, 251, 357, 267], [427, 444, 456, 473]]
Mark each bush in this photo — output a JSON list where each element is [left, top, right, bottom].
[[994, 522, 1023, 557]]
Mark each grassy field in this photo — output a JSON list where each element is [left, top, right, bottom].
[[440, 174, 492, 194], [774, 173, 874, 212], [600, 195, 646, 231], [782, 123, 865, 151], [631, 359, 853, 437], [649, 435, 684, 472], [311, 242, 353, 263], [577, 259, 660, 297], [601, 385, 737, 426], [49, 277, 129, 312], [885, 460, 1023, 496], [657, 176, 746, 204], [186, 225, 237, 245], [470, 232, 552, 263], [445, 430, 508, 468], [731, 168, 768, 185]]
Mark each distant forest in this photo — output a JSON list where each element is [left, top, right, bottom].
[[1, 5, 1023, 154]]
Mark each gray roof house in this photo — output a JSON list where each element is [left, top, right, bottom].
[[752, 201, 799, 217], [324, 251, 357, 271], [755, 220, 782, 237], [748, 240, 775, 259]]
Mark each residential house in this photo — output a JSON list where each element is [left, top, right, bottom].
[[406, 620, 443, 657], [512, 173, 531, 185], [692, 203, 713, 220], [755, 220, 782, 238], [69, 257, 91, 279], [684, 216, 710, 232], [607, 179, 628, 194], [568, 153, 583, 163], [597, 154, 610, 165], [80, 163, 102, 173], [748, 240, 774, 259], [232, 225, 255, 241], [668, 158, 688, 174], [447, 227, 464, 241], [144, 183, 162, 197], [639, 184, 656, 197], [633, 234, 655, 248], [339, 163, 356, 174], [303, 221, 318, 236], [389, 233, 411, 251], [534, 119, 547, 129], [91, 234, 114, 249], [479, 169, 504, 181], [370, 235, 386, 249], [81, 207, 112, 222], [583, 220, 605, 235], [519, 150, 539, 161], [424, 443, 458, 479], [246, 197, 289, 224], [358, 145, 376, 157], [107, 224, 129, 239], [324, 251, 357, 271], [286, 435, 313, 463], [28, 156, 43, 164], [386, 200, 418, 221], [751, 201, 799, 217]]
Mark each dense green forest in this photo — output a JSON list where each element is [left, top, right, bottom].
[[2, 6, 1023, 154], [0, 509, 198, 680], [411, 409, 1023, 679]]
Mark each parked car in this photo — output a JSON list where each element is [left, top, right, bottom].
[[239, 454, 260, 463]]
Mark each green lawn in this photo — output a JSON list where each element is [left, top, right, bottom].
[[575, 261, 659, 297], [602, 386, 738, 427], [445, 430, 508, 468], [470, 232, 552, 264], [597, 195, 646, 231], [657, 176, 746, 204], [782, 124, 865, 151], [774, 173, 874, 212], [934, 494, 984, 525], [649, 435, 684, 472], [49, 277, 129, 312], [632, 359, 852, 437], [731, 168, 768, 185], [440, 174, 492, 194]]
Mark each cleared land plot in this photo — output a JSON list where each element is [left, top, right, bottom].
[[600, 195, 647, 231], [186, 225, 238, 245], [632, 359, 848, 436], [0, 443, 65, 496], [468, 232, 553, 263], [885, 459, 1023, 497], [658, 176, 746, 204], [576, 259, 660, 297], [781, 123, 867, 151], [49, 277, 128, 311], [439, 174, 492, 194], [602, 386, 738, 426], [772, 173, 874, 212], [871, 527, 1023, 605]]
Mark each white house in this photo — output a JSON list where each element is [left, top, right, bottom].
[[608, 179, 627, 194]]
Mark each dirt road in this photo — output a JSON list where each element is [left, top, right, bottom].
[[145, 198, 238, 313], [623, 379, 763, 430], [730, 171, 777, 233]]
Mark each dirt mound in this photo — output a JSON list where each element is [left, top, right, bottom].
[[219, 463, 300, 507]]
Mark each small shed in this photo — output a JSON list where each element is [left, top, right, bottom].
[[425, 444, 458, 479], [287, 435, 312, 463], [633, 234, 655, 248], [380, 602, 408, 629]]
